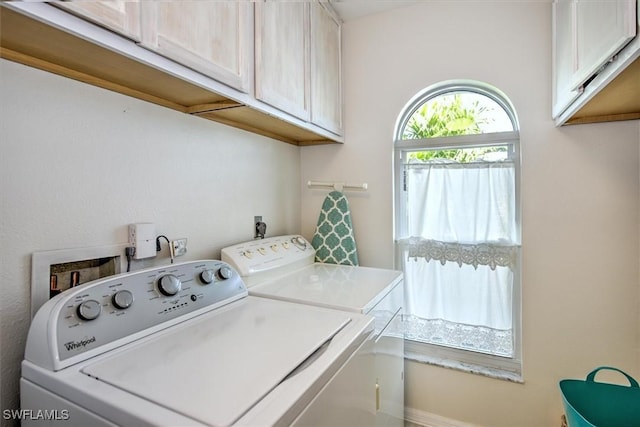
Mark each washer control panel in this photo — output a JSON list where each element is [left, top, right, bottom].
[[31, 260, 247, 368], [221, 235, 315, 277]]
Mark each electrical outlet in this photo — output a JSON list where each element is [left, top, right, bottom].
[[254, 216, 266, 239], [172, 238, 187, 257], [128, 223, 156, 259]]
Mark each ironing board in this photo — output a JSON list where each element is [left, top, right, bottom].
[[311, 191, 359, 266]]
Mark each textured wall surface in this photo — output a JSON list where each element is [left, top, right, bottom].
[[300, 2, 640, 426], [0, 58, 301, 419]]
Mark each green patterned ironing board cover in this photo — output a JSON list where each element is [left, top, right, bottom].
[[311, 191, 359, 266]]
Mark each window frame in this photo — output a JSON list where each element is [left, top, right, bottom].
[[393, 80, 523, 381]]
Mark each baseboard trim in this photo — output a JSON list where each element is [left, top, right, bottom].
[[405, 407, 481, 427]]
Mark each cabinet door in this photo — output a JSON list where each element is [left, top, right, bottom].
[[255, 2, 310, 121], [55, 1, 141, 42], [310, 3, 343, 135], [552, 0, 581, 118], [572, 0, 637, 91], [140, 1, 252, 93], [375, 310, 404, 427]]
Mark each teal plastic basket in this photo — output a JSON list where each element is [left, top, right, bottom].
[[560, 367, 640, 427]]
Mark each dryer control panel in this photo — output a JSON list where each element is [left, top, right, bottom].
[[221, 235, 315, 278], [24, 260, 247, 371]]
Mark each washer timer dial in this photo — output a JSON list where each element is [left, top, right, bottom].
[[158, 274, 182, 296]]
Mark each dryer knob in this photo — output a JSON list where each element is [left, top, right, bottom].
[[158, 274, 182, 296], [77, 299, 101, 321], [217, 266, 233, 280], [292, 236, 307, 250]]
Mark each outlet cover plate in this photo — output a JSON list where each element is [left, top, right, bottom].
[[172, 238, 187, 257]]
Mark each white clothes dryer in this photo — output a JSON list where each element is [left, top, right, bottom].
[[222, 236, 405, 427]]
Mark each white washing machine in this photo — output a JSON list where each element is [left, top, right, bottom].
[[222, 235, 405, 427], [20, 259, 377, 426]]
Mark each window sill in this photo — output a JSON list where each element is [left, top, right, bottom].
[[405, 341, 523, 383]]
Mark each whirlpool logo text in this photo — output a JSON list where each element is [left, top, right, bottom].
[[64, 336, 96, 351]]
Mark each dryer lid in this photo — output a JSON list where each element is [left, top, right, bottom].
[[81, 297, 352, 426], [250, 263, 403, 314]]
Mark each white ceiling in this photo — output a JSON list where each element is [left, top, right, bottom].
[[329, 0, 418, 21], [330, 0, 554, 21]]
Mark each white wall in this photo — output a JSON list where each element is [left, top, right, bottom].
[[300, 2, 640, 426], [2, 3, 639, 424], [0, 59, 301, 414]]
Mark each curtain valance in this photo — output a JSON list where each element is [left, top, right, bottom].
[[398, 237, 518, 271]]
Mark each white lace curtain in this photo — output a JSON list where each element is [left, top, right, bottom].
[[399, 160, 518, 357]]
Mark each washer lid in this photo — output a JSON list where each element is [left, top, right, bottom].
[[81, 297, 352, 427], [249, 264, 403, 314]]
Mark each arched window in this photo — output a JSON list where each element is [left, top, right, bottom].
[[394, 80, 522, 379]]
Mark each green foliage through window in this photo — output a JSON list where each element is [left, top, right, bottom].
[[402, 93, 509, 163]]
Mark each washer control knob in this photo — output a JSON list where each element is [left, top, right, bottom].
[[217, 266, 233, 280], [77, 299, 101, 321], [200, 269, 215, 284], [158, 274, 182, 296], [112, 290, 134, 309]]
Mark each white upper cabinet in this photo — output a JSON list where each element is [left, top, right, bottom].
[[139, 1, 253, 93], [54, 1, 142, 42], [552, 0, 637, 119], [3, 0, 344, 143], [255, 2, 310, 121], [310, 3, 343, 135], [256, 1, 343, 134]]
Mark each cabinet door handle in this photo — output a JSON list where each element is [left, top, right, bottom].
[[375, 381, 380, 411]]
